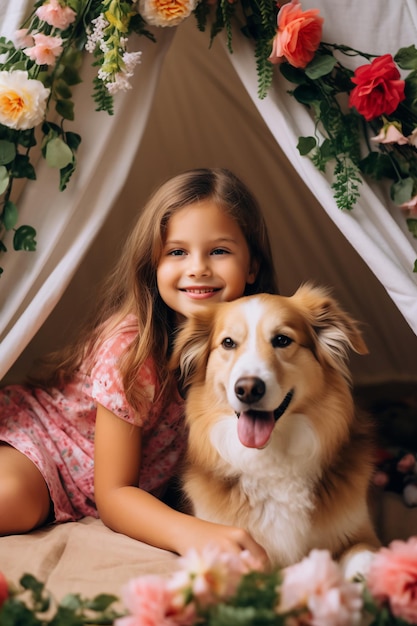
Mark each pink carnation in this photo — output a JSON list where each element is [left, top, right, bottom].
[[36, 0, 76, 30], [23, 33, 63, 66], [367, 537, 417, 623]]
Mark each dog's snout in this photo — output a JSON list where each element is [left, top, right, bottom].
[[234, 376, 266, 404]]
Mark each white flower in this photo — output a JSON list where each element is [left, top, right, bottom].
[[0, 70, 50, 130]]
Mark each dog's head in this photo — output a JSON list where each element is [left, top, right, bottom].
[[170, 284, 368, 450]]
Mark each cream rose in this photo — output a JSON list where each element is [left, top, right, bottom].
[[139, 0, 196, 27], [0, 70, 50, 130]]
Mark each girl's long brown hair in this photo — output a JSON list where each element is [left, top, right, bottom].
[[32, 168, 279, 415]]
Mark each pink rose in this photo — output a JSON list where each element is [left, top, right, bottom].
[[366, 537, 417, 623], [348, 54, 406, 121], [278, 550, 362, 626], [0, 572, 9, 607], [23, 33, 63, 66], [36, 0, 76, 30], [268, 0, 323, 68], [115, 575, 196, 626]]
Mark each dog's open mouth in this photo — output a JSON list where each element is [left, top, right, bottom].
[[236, 389, 294, 449]]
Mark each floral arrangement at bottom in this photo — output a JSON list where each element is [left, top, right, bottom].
[[2, 536, 417, 626]]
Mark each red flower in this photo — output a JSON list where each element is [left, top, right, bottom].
[[268, 0, 323, 69], [348, 54, 405, 121], [0, 572, 9, 608]]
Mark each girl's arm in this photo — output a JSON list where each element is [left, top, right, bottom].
[[94, 403, 268, 565]]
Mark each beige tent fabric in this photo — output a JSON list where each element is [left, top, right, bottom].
[[2, 2, 417, 387]]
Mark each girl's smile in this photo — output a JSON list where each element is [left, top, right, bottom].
[[157, 200, 257, 320]]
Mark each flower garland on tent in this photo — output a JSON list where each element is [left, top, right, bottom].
[[0, 0, 417, 274], [2, 539, 417, 626]]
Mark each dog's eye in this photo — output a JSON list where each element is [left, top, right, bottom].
[[271, 334, 293, 348], [221, 337, 236, 350]]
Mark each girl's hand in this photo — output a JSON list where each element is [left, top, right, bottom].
[[174, 516, 270, 570]]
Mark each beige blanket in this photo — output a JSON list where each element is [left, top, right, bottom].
[[1, 491, 416, 603]]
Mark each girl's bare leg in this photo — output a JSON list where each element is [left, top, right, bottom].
[[0, 444, 52, 535]]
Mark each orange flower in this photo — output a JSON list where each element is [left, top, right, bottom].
[[268, 0, 323, 69]]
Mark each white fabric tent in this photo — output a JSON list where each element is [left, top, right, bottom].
[[1, 0, 417, 387]]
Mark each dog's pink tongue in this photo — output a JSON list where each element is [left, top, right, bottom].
[[237, 411, 275, 448]]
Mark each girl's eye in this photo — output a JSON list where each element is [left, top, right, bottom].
[[221, 337, 237, 349], [211, 248, 229, 255], [168, 249, 186, 256], [271, 334, 293, 348]]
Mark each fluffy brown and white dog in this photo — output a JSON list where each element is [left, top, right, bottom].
[[170, 285, 380, 577]]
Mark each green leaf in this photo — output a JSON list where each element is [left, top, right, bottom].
[[13, 225, 37, 251], [55, 98, 75, 121], [406, 218, 417, 238], [3, 200, 18, 230], [0, 164, 9, 194], [59, 160, 76, 191], [391, 177, 414, 205], [292, 83, 322, 104], [86, 593, 119, 611], [0, 140, 16, 165], [65, 132, 81, 152], [413, 258, 417, 272], [54, 78, 72, 100], [395, 44, 417, 70], [11, 154, 36, 180], [305, 54, 337, 80], [297, 136, 316, 155], [45, 137, 73, 169], [279, 62, 307, 85]]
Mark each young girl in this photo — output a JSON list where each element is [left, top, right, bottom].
[[0, 168, 278, 563]]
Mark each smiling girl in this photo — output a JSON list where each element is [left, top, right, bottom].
[[0, 168, 278, 563]]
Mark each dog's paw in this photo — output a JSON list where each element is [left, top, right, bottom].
[[341, 549, 375, 581]]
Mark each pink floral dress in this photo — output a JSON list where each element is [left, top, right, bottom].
[[0, 317, 185, 523]]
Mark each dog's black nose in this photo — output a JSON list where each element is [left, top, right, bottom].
[[234, 377, 266, 404]]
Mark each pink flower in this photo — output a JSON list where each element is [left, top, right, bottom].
[[0, 572, 9, 608], [268, 0, 323, 68], [371, 123, 408, 145], [23, 33, 63, 66], [367, 537, 417, 623], [408, 128, 417, 147], [115, 575, 196, 626], [168, 546, 260, 606], [278, 550, 362, 626], [13, 28, 34, 49], [36, 0, 76, 30], [348, 54, 406, 122]]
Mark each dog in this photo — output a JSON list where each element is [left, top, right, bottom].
[[170, 284, 380, 577]]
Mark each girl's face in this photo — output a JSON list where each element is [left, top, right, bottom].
[[157, 200, 257, 321]]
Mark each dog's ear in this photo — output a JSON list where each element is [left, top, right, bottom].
[[294, 284, 368, 379], [170, 309, 216, 395]]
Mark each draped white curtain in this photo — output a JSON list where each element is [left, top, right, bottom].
[[1, 0, 417, 384], [0, 1, 175, 380]]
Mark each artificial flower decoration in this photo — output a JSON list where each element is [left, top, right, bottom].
[[0, 0, 417, 275], [3, 540, 417, 625]]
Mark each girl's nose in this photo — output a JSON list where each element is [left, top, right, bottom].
[[186, 253, 211, 277]]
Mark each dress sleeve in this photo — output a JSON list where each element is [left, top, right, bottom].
[[89, 325, 155, 425]]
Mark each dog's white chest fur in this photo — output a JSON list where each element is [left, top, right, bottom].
[[200, 413, 322, 567]]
